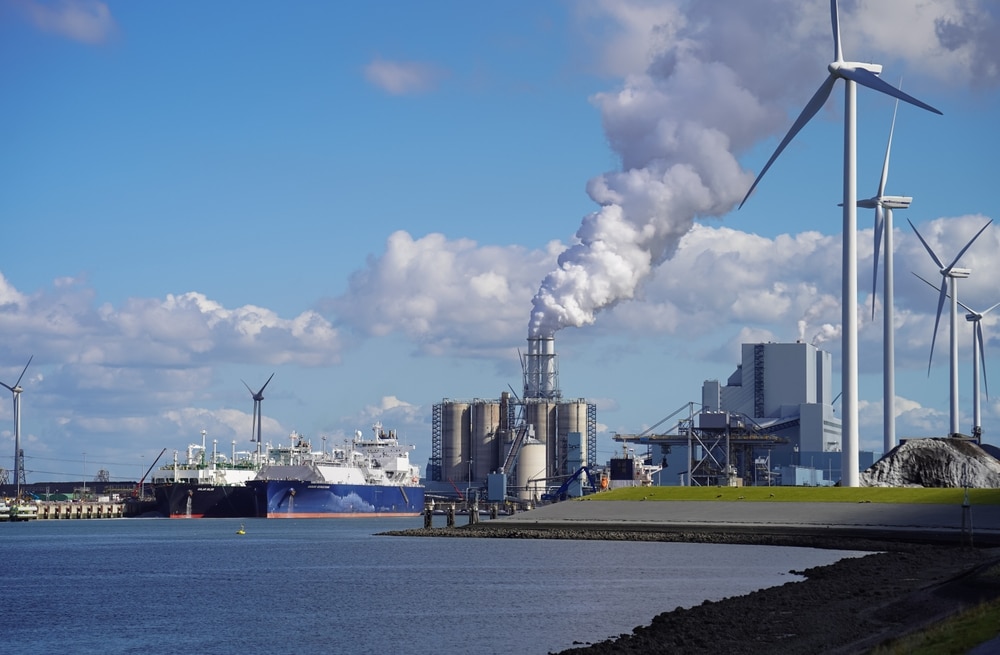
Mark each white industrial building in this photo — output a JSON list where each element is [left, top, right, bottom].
[[703, 342, 841, 454], [638, 341, 874, 486]]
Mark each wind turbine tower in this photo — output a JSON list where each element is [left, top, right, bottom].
[[243, 373, 275, 463], [963, 300, 1000, 441], [915, 273, 1000, 442], [0, 356, 33, 493], [910, 219, 992, 436], [859, 97, 910, 454], [740, 0, 941, 486]]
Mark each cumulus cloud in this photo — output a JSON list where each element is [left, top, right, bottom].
[[0, 273, 343, 419], [363, 57, 447, 95], [327, 231, 560, 358], [15, 0, 116, 44]]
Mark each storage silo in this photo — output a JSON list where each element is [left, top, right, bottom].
[[471, 400, 501, 482], [515, 438, 547, 501], [557, 400, 590, 475], [441, 401, 470, 484], [524, 399, 556, 478]]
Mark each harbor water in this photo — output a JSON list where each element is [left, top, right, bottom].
[[1, 517, 866, 654]]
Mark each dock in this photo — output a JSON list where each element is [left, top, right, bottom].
[[1, 501, 129, 521]]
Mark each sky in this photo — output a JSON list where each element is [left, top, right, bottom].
[[2, 0, 1000, 485]]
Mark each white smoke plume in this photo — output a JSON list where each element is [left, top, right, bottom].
[[528, 0, 1000, 340]]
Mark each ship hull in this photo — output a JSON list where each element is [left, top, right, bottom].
[[153, 483, 256, 518], [247, 480, 424, 518]]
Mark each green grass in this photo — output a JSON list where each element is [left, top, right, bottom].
[[869, 594, 1000, 654], [580, 485, 1000, 505]]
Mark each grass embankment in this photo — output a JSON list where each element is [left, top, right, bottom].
[[869, 562, 1000, 655], [588, 486, 1000, 653], [589, 485, 1000, 504]]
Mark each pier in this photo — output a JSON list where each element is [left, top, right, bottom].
[[0, 501, 129, 521]]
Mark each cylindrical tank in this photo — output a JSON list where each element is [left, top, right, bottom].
[[524, 400, 555, 477], [557, 400, 590, 475], [471, 401, 501, 482], [516, 438, 547, 501], [441, 401, 470, 484]]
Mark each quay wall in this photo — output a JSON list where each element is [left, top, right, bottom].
[[34, 502, 126, 519]]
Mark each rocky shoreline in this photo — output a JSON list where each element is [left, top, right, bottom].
[[383, 524, 1000, 654]]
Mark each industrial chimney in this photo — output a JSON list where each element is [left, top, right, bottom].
[[522, 335, 560, 400]]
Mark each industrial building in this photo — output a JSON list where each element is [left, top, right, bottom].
[[619, 341, 873, 486], [425, 335, 597, 501]]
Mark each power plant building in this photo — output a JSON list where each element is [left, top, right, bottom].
[[425, 335, 597, 498]]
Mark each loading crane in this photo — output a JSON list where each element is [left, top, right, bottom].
[[134, 448, 167, 498], [540, 465, 599, 502]]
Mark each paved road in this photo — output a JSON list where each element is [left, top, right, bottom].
[[496, 499, 1000, 546]]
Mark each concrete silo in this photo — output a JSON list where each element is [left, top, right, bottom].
[[471, 400, 501, 481], [515, 438, 547, 502], [441, 401, 470, 485]]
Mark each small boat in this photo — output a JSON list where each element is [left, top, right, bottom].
[[236, 523, 246, 535]]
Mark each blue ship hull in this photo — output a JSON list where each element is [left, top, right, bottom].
[[247, 480, 424, 518]]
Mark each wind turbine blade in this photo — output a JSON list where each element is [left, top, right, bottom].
[[871, 205, 884, 320], [946, 219, 993, 270], [928, 280, 948, 375], [980, 301, 1000, 317], [876, 98, 900, 198], [257, 372, 276, 395], [913, 272, 941, 294], [840, 67, 942, 115], [830, 0, 842, 62], [740, 74, 837, 209], [979, 321, 989, 400], [0, 381, 12, 393], [909, 220, 945, 269], [915, 271, 977, 313], [242, 379, 253, 395], [14, 355, 33, 388]]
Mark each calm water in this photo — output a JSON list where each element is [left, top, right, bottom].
[[1, 517, 865, 654]]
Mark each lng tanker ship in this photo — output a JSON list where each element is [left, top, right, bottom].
[[247, 422, 424, 518], [151, 434, 258, 518]]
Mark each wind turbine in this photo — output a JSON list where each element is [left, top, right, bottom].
[[914, 272, 1000, 442], [0, 356, 33, 496], [243, 373, 275, 463], [739, 0, 942, 486], [910, 219, 992, 436], [860, 96, 910, 454]]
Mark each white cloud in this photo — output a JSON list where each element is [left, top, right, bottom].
[[17, 0, 116, 44], [363, 57, 446, 95], [328, 230, 558, 358]]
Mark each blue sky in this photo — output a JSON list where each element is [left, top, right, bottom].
[[2, 0, 1000, 484]]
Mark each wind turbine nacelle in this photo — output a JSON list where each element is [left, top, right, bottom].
[[881, 196, 912, 209], [949, 267, 972, 279], [830, 61, 882, 76], [966, 313, 981, 322]]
